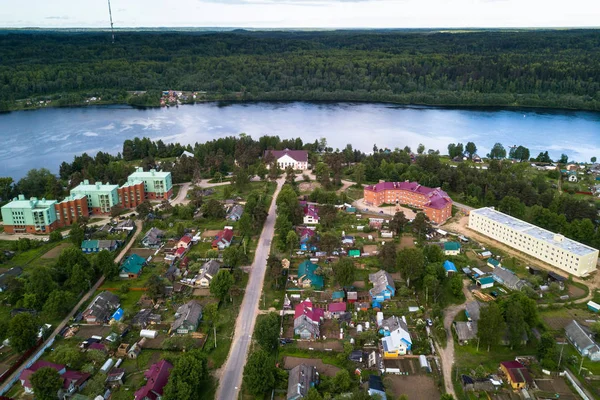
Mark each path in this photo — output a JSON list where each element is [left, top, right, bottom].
[[215, 179, 284, 400], [436, 281, 472, 398], [0, 220, 143, 393]]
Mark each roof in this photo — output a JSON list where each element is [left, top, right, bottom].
[[304, 205, 319, 219], [198, 260, 221, 281], [175, 247, 186, 257], [212, 228, 234, 247], [287, 364, 317, 400], [119, 179, 144, 188], [71, 180, 119, 192], [455, 321, 478, 341], [129, 167, 171, 180], [443, 260, 457, 272], [364, 181, 452, 210], [465, 301, 481, 322], [2, 195, 57, 210], [0, 267, 23, 287], [121, 254, 146, 275], [19, 360, 66, 388], [487, 258, 500, 266], [369, 270, 394, 296], [328, 302, 347, 313], [81, 240, 118, 250], [172, 300, 202, 332], [116, 219, 135, 229], [500, 361, 533, 385], [111, 307, 124, 322], [178, 235, 192, 244], [471, 207, 598, 257], [382, 322, 412, 352], [227, 204, 244, 219], [368, 375, 385, 392], [134, 360, 173, 400], [265, 149, 308, 162], [58, 194, 87, 204], [298, 261, 324, 289], [492, 267, 523, 290], [444, 242, 461, 251], [565, 320, 600, 353], [83, 291, 120, 322], [294, 299, 324, 323], [477, 276, 495, 285], [332, 290, 345, 300], [61, 370, 90, 389], [143, 227, 164, 245]]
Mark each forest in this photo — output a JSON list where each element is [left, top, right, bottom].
[[1, 29, 600, 111]]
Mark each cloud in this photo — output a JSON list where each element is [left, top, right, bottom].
[[45, 16, 70, 20], [200, 0, 390, 4], [82, 131, 99, 137]]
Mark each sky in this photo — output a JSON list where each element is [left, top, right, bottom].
[[1, 0, 599, 29]]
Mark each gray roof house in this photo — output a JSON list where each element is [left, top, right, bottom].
[[227, 204, 244, 221], [171, 300, 202, 334], [454, 321, 478, 344], [0, 267, 23, 292], [141, 227, 165, 248], [287, 364, 318, 400], [82, 292, 120, 324], [115, 219, 135, 232], [195, 260, 221, 288], [132, 309, 162, 329], [565, 320, 600, 361], [492, 267, 524, 291], [465, 301, 481, 322]]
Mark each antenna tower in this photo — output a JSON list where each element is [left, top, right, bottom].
[[107, 0, 115, 43]]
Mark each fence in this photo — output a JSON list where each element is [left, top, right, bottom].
[[0, 337, 55, 395]]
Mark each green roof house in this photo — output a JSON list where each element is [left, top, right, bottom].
[[443, 241, 461, 256], [81, 240, 119, 254], [120, 254, 146, 279], [348, 249, 361, 258], [487, 258, 501, 268], [297, 260, 324, 290]]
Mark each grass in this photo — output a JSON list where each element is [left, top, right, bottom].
[[0, 239, 64, 268], [454, 341, 536, 373]]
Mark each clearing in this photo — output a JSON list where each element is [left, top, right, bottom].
[[41, 242, 71, 259]]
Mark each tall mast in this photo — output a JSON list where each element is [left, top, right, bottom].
[[107, 0, 115, 43]]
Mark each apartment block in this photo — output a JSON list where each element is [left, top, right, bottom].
[[55, 194, 89, 227], [70, 180, 119, 214], [363, 181, 453, 224], [1, 195, 58, 234], [118, 180, 145, 208], [126, 168, 173, 200], [469, 207, 598, 277]]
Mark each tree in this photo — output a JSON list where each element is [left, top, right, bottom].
[[411, 212, 431, 240], [465, 142, 477, 159], [333, 369, 353, 392], [304, 388, 323, 400], [319, 204, 338, 228], [203, 303, 219, 348], [379, 242, 397, 272], [202, 199, 226, 219], [417, 143, 425, 155], [30, 367, 63, 400], [389, 211, 408, 235], [537, 332, 559, 370], [255, 312, 280, 352], [423, 245, 444, 263], [209, 270, 234, 302], [93, 250, 118, 279], [8, 313, 38, 352], [286, 230, 298, 254], [285, 166, 296, 187], [146, 274, 165, 300], [449, 275, 463, 297], [333, 258, 355, 287], [136, 201, 153, 219], [69, 223, 85, 247], [49, 231, 62, 243], [440, 395, 456, 400], [353, 163, 366, 186], [512, 145, 530, 162], [43, 290, 75, 319], [397, 247, 425, 287], [505, 303, 527, 349], [223, 245, 248, 267], [559, 153, 569, 164], [243, 350, 275, 395], [477, 302, 505, 351], [488, 142, 506, 159], [320, 232, 341, 254], [591, 157, 597, 163], [162, 350, 208, 400], [25, 267, 57, 309]]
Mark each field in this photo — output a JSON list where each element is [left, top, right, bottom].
[[541, 307, 597, 331], [384, 374, 440, 400], [535, 378, 579, 400], [40, 242, 71, 259]]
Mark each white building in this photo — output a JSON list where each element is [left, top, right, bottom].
[[264, 149, 308, 170], [469, 207, 598, 277]]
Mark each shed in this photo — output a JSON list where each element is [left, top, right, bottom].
[[443, 241, 461, 255], [419, 355, 431, 372], [588, 301, 600, 313], [443, 260, 457, 276], [477, 276, 494, 289], [487, 258, 501, 268], [348, 249, 361, 257]]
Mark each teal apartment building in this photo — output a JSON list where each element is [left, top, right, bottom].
[[70, 180, 120, 214], [127, 168, 173, 200], [1, 195, 58, 234]]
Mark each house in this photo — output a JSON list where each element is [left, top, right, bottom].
[[348, 249, 361, 257], [195, 260, 221, 288], [444, 241, 461, 256], [367, 375, 387, 400], [134, 360, 173, 400], [264, 149, 309, 170], [565, 320, 600, 361], [142, 227, 164, 249], [461, 375, 496, 392], [227, 204, 244, 221], [381, 316, 412, 358], [212, 228, 234, 250], [500, 361, 533, 390], [61, 370, 91, 396], [114, 219, 135, 232], [369, 270, 396, 302], [97, 223, 114, 234], [106, 368, 125, 387], [299, 228, 317, 251], [286, 364, 318, 400], [331, 291, 345, 302], [303, 205, 320, 225], [127, 341, 144, 359], [174, 247, 186, 259], [132, 309, 162, 329], [443, 260, 457, 276], [347, 292, 357, 303], [341, 236, 355, 246], [119, 254, 146, 279], [0, 267, 23, 292], [492, 267, 524, 291], [82, 292, 120, 324], [81, 239, 119, 254], [177, 235, 192, 249], [327, 302, 347, 318], [20, 361, 66, 394], [179, 150, 194, 159], [472, 154, 482, 163], [171, 300, 202, 334], [487, 258, 501, 268], [465, 301, 481, 322], [454, 321, 478, 344], [477, 276, 494, 289], [297, 260, 324, 290], [294, 299, 324, 340], [568, 173, 578, 182], [110, 307, 124, 323]]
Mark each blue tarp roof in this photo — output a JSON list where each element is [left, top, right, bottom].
[[443, 260, 457, 272], [111, 308, 124, 321]]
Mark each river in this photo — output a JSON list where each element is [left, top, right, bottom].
[[1, 102, 600, 180]]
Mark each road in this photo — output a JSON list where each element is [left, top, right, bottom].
[[0, 220, 143, 393], [436, 281, 473, 398], [216, 179, 284, 400], [170, 182, 191, 206]]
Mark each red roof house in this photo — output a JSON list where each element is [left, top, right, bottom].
[[177, 235, 192, 249], [174, 247, 186, 258], [134, 359, 173, 400], [212, 228, 234, 250]]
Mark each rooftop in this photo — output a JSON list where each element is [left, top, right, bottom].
[[2, 195, 57, 210], [58, 194, 87, 203], [71, 180, 119, 192], [129, 167, 171, 179], [265, 148, 308, 162], [364, 181, 452, 210], [471, 207, 597, 257], [120, 179, 145, 188]]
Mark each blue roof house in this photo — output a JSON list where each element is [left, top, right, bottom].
[[299, 229, 317, 252], [297, 261, 324, 290], [369, 270, 395, 302], [443, 260, 457, 276], [111, 308, 124, 322]]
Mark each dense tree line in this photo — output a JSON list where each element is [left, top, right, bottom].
[[1, 30, 600, 111]]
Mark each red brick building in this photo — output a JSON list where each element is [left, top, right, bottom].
[[118, 181, 145, 208], [55, 194, 90, 228], [363, 181, 452, 224]]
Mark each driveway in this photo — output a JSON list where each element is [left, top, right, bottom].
[[215, 179, 284, 400]]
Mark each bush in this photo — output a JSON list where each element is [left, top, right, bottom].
[[49, 231, 62, 242]]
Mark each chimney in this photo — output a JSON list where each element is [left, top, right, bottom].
[[18, 194, 25, 200], [83, 179, 90, 185]]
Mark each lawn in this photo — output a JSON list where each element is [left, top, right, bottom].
[[454, 341, 536, 374]]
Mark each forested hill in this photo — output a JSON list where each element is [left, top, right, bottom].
[[1, 29, 600, 111]]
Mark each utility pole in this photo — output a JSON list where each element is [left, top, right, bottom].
[[558, 341, 565, 369]]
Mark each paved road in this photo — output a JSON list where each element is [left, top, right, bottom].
[[0, 220, 143, 393], [216, 179, 284, 400], [451, 201, 474, 212], [170, 182, 191, 206]]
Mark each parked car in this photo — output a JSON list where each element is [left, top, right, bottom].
[[280, 338, 293, 345], [490, 291, 498, 298], [426, 319, 433, 327]]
